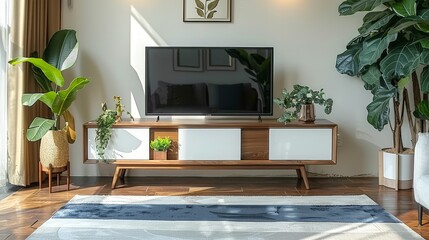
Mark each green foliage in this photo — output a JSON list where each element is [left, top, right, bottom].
[[95, 96, 134, 161], [195, 0, 219, 19], [95, 109, 117, 161], [336, 0, 429, 152], [274, 85, 333, 123], [150, 137, 172, 152], [8, 29, 89, 142]]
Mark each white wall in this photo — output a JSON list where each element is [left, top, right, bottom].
[[62, 0, 403, 177]]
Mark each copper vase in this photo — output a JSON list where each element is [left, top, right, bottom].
[[299, 103, 315, 122]]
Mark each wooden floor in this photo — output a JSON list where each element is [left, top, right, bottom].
[[0, 176, 428, 239]]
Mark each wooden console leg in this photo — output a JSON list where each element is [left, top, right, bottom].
[[296, 169, 302, 179], [120, 169, 127, 180], [112, 166, 121, 189], [57, 174, 60, 186], [299, 165, 310, 190]]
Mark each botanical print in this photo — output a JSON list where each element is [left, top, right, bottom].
[[194, 0, 220, 19]]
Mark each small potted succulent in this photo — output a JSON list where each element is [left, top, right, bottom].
[[150, 136, 173, 160], [274, 84, 333, 122]]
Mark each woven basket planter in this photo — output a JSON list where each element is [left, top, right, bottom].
[[40, 130, 69, 168]]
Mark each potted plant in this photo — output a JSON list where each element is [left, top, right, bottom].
[[274, 84, 333, 123], [8, 29, 90, 168], [335, 0, 429, 189], [95, 96, 134, 161], [150, 136, 173, 160]]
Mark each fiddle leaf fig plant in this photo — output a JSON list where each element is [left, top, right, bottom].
[[8, 29, 89, 143], [335, 0, 429, 154], [274, 85, 333, 123]]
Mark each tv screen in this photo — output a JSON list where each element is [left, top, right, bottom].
[[145, 47, 273, 116]]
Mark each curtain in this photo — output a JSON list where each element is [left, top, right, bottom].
[[8, 0, 61, 186]]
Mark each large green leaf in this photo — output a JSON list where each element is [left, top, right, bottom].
[[359, 33, 397, 69], [339, 0, 392, 16], [420, 66, 429, 92], [8, 57, 64, 87], [336, 46, 362, 76], [366, 86, 396, 131], [421, 49, 429, 63], [43, 29, 78, 71], [388, 16, 429, 33], [414, 100, 429, 120], [52, 77, 90, 116], [390, 0, 416, 17], [362, 65, 382, 90], [380, 43, 420, 81], [26, 117, 56, 141], [359, 11, 395, 34], [416, 9, 429, 32], [22, 94, 44, 106]]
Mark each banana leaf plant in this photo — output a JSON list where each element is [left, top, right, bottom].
[[336, 0, 429, 154], [8, 29, 90, 143]]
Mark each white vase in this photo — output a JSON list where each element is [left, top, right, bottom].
[[40, 130, 69, 168], [380, 148, 414, 190]]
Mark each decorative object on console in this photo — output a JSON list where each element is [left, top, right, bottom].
[[9, 29, 89, 193], [274, 85, 333, 123], [150, 136, 173, 160], [335, 0, 429, 190], [183, 0, 231, 22], [95, 96, 134, 161]]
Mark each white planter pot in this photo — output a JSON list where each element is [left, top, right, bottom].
[[40, 130, 69, 168], [379, 148, 414, 190]]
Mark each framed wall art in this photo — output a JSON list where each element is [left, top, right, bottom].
[[183, 0, 231, 22]]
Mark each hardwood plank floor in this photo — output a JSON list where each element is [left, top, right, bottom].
[[0, 177, 427, 239]]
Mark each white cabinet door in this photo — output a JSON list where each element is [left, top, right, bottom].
[[178, 128, 241, 160], [87, 128, 150, 160], [269, 128, 332, 160]]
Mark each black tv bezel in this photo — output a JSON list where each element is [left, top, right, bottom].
[[145, 46, 274, 117]]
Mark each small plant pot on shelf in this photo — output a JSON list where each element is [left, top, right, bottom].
[[153, 151, 167, 160], [299, 104, 315, 122], [379, 148, 414, 190]]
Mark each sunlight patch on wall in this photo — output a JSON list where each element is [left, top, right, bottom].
[[130, 5, 166, 117]]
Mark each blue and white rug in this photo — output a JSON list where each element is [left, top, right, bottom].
[[28, 195, 423, 239]]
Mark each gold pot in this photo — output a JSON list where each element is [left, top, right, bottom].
[[299, 103, 315, 122], [40, 130, 69, 168]]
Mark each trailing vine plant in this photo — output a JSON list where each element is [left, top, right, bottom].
[[95, 96, 134, 162]]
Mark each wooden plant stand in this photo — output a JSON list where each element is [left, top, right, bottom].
[[39, 161, 70, 193]]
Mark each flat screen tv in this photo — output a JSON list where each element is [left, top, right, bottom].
[[145, 46, 273, 116]]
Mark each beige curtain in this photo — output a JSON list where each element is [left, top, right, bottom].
[[8, 0, 61, 186]]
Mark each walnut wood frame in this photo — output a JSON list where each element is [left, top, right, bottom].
[[83, 119, 338, 190]]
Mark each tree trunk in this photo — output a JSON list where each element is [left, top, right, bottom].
[[393, 98, 403, 154]]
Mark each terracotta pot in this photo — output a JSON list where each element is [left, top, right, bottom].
[[153, 150, 167, 160], [40, 130, 69, 168], [299, 103, 315, 122]]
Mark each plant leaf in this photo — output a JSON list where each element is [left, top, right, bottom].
[[22, 94, 44, 106], [414, 100, 429, 120], [52, 77, 90, 116], [366, 86, 396, 131], [380, 43, 420, 81], [336, 46, 361, 76], [195, 0, 204, 9], [8, 57, 64, 87], [196, 8, 204, 17], [421, 49, 429, 64], [26, 117, 56, 141], [362, 65, 382, 90], [359, 11, 395, 35], [388, 16, 429, 34], [43, 29, 78, 71], [208, 0, 219, 11], [359, 33, 397, 70], [420, 66, 429, 93], [416, 9, 429, 32], [207, 10, 217, 19], [339, 0, 391, 16], [63, 110, 76, 144], [390, 0, 416, 17]]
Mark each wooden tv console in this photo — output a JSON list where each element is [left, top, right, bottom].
[[83, 118, 338, 189]]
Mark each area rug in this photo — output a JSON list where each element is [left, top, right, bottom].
[[27, 195, 423, 240]]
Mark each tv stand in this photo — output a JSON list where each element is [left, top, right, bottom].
[[83, 119, 338, 189]]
